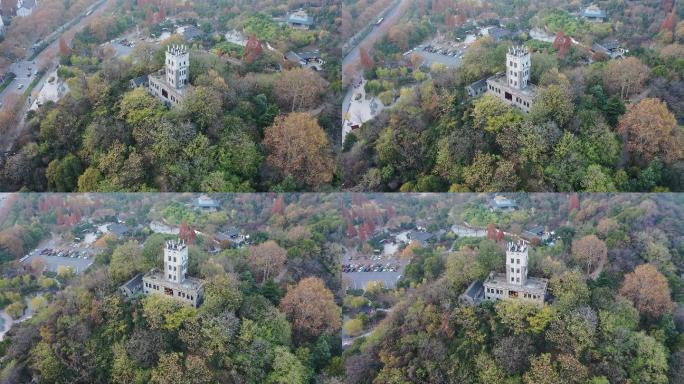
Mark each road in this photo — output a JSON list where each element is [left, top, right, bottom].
[[342, 0, 412, 82], [0, 0, 113, 151]]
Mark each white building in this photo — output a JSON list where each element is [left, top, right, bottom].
[[16, 0, 37, 17], [482, 241, 548, 305], [141, 239, 204, 307], [147, 44, 189, 106], [485, 46, 538, 113]]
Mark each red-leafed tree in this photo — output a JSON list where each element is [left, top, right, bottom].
[[145, 8, 154, 24], [568, 194, 580, 213], [496, 229, 505, 242], [487, 223, 497, 240], [243, 34, 263, 64], [271, 196, 285, 216], [455, 13, 467, 26], [359, 46, 373, 70], [662, 11, 676, 33], [346, 221, 357, 238], [58, 37, 71, 60]]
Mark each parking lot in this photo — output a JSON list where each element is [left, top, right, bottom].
[[409, 44, 464, 68], [21, 248, 95, 274], [343, 230, 411, 289]]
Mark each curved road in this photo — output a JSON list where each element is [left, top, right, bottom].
[[342, 0, 412, 81], [1, 0, 114, 151]]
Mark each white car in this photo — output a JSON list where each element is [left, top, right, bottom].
[[17, 84, 24, 90]]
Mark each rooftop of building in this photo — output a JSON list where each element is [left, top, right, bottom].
[[286, 10, 314, 25], [130, 75, 148, 86], [462, 280, 484, 299], [490, 195, 519, 209], [524, 226, 545, 237], [122, 273, 143, 290], [487, 27, 510, 41], [166, 239, 187, 251], [507, 240, 527, 253], [408, 230, 433, 243], [507, 45, 530, 57], [19, 0, 36, 9], [484, 272, 548, 293], [487, 73, 538, 98], [144, 268, 204, 291], [467, 78, 488, 90], [108, 223, 129, 237], [285, 50, 322, 61], [582, 4, 607, 19], [197, 194, 219, 208]]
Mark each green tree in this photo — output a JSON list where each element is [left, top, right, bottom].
[[530, 83, 574, 127], [266, 346, 309, 384], [109, 241, 144, 284], [46, 154, 83, 192]]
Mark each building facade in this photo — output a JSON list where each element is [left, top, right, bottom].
[[485, 46, 537, 113], [482, 241, 547, 305], [141, 239, 204, 307], [148, 44, 189, 106]]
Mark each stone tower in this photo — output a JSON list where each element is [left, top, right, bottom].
[[505, 240, 528, 286], [506, 46, 530, 90], [165, 45, 189, 90], [164, 239, 188, 283]]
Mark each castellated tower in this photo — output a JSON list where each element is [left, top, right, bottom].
[[506, 46, 531, 90], [166, 45, 189, 90], [505, 240, 528, 286], [164, 239, 188, 283]]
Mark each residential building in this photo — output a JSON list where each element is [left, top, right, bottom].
[[119, 273, 143, 299], [284, 50, 325, 71], [485, 46, 537, 113], [482, 241, 548, 304], [196, 194, 219, 211], [490, 195, 518, 212], [108, 223, 130, 239], [466, 78, 488, 97], [486, 26, 511, 42], [176, 25, 204, 41], [407, 230, 433, 246], [141, 239, 204, 307], [591, 40, 626, 60], [214, 227, 246, 248], [129, 75, 148, 89], [581, 4, 607, 22], [147, 44, 189, 106], [459, 280, 485, 305], [15, 0, 36, 17], [286, 9, 314, 29]]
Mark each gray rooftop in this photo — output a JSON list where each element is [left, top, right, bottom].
[[488, 27, 510, 41], [408, 230, 433, 243], [468, 78, 488, 90], [130, 75, 148, 87], [487, 73, 538, 98], [287, 10, 314, 26], [582, 5, 607, 19], [108, 223, 129, 237], [484, 272, 548, 294], [122, 273, 143, 290], [144, 269, 205, 291]]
